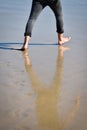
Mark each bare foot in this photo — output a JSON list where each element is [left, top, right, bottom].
[[21, 36, 30, 51], [20, 47, 28, 51], [21, 43, 28, 51], [58, 37, 71, 45]]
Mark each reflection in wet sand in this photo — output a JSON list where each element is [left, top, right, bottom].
[[23, 46, 80, 130]]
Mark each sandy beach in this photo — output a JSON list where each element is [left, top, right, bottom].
[[0, 0, 87, 130]]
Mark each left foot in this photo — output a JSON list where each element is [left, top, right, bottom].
[[58, 37, 71, 45]]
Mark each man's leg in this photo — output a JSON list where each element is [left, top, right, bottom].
[[49, 0, 71, 45], [21, 0, 45, 50]]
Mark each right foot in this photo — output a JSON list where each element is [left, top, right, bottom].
[[20, 47, 27, 51], [58, 37, 71, 45], [21, 36, 30, 51], [21, 42, 28, 51]]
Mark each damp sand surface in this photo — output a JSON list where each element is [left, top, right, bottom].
[[0, 0, 87, 130]]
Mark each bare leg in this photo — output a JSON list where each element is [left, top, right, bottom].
[[58, 33, 71, 45]]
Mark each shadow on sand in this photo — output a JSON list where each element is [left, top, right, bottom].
[[0, 42, 58, 50]]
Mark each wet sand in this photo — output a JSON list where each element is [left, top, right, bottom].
[[0, 0, 87, 130], [0, 41, 87, 130]]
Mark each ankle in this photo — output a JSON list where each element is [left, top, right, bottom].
[[24, 36, 30, 44], [58, 33, 63, 41], [23, 36, 30, 48]]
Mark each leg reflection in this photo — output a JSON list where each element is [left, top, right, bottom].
[[22, 46, 80, 130]]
